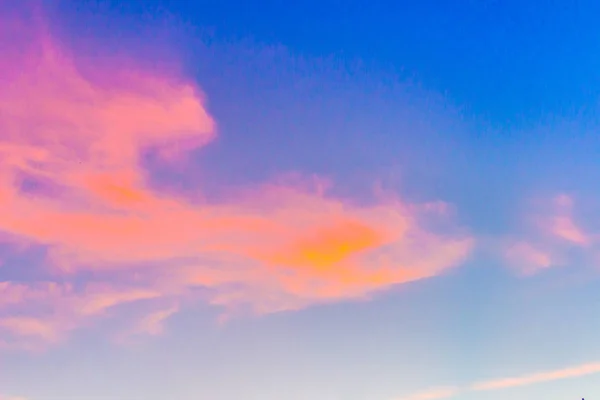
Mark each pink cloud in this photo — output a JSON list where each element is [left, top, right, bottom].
[[549, 215, 588, 245], [396, 387, 459, 400], [470, 362, 600, 391], [544, 195, 589, 245], [115, 305, 180, 344], [0, 396, 28, 400], [0, 5, 473, 348], [505, 194, 598, 275], [133, 306, 179, 336], [505, 241, 553, 276], [395, 360, 600, 399], [0, 282, 166, 349], [0, 316, 61, 344]]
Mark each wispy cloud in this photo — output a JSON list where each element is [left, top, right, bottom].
[[396, 387, 459, 400], [504, 194, 598, 275], [470, 362, 600, 391], [0, 4, 473, 349], [126, 305, 179, 337], [0, 282, 164, 349], [0, 395, 28, 400], [397, 361, 600, 399], [545, 195, 589, 245]]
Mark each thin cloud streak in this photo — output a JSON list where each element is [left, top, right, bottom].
[[396, 387, 459, 400], [470, 362, 600, 391], [398, 361, 600, 399]]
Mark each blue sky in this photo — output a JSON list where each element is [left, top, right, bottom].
[[1, 1, 600, 399]]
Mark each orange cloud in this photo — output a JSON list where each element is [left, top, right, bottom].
[[0, 6, 473, 347]]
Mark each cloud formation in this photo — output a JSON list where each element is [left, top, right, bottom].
[[0, 5, 472, 349], [505, 194, 598, 275], [0, 396, 28, 400], [0, 281, 163, 350], [398, 360, 600, 399], [470, 362, 600, 391], [397, 387, 459, 400]]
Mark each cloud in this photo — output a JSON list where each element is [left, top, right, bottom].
[[0, 396, 28, 400], [396, 387, 459, 400], [396, 360, 600, 399], [125, 305, 179, 337], [504, 194, 598, 275], [470, 362, 600, 391], [544, 195, 589, 245], [505, 241, 553, 276], [0, 282, 164, 349], [0, 4, 473, 348]]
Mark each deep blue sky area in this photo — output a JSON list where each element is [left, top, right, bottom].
[[50, 0, 600, 235], [58, 0, 600, 127]]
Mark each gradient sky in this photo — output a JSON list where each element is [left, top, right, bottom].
[[2, 1, 600, 399]]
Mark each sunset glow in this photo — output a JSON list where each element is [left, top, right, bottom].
[[2, 2, 600, 399]]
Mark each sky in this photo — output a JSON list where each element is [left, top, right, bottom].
[[1, 1, 600, 399]]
